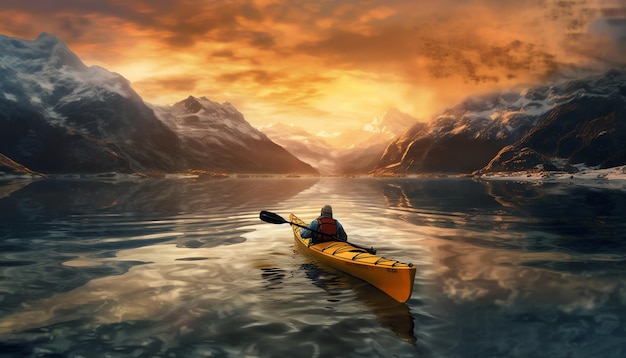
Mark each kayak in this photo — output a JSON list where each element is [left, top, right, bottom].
[[289, 213, 416, 303]]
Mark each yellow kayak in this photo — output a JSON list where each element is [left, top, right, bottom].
[[290, 213, 416, 303]]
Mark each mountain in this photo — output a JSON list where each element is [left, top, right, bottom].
[[0, 32, 185, 174], [333, 142, 390, 175], [372, 70, 626, 176], [362, 107, 420, 140], [479, 70, 626, 174], [372, 122, 428, 174], [0, 153, 44, 177], [372, 91, 541, 175], [0, 33, 316, 176], [332, 108, 419, 174], [151, 97, 317, 174]]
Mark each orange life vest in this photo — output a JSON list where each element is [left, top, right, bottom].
[[316, 217, 337, 241]]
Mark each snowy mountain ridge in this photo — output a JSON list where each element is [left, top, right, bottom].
[[148, 95, 318, 175], [373, 69, 626, 176], [1, 33, 136, 128], [422, 70, 626, 141], [0, 32, 316, 175], [363, 107, 419, 139], [151, 96, 264, 146], [3, 32, 624, 178]]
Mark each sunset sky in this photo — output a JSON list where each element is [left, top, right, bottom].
[[1, 0, 625, 139]]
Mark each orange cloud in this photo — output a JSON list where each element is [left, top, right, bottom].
[[0, 0, 624, 145]]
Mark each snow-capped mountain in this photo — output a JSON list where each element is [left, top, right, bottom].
[[372, 90, 541, 174], [480, 70, 626, 174], [363, 107, 419, 140], [0, 33, 316, 175], [372, 70, 626, 175], [0, 32, 185, 174], [151, 97, 317, 174]]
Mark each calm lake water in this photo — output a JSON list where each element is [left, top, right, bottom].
[[0, 176, 625, 357]]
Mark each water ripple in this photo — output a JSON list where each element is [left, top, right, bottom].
[[1, 177, 625, 357]]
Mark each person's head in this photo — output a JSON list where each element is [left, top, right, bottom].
[[320, 205, 333, 218]]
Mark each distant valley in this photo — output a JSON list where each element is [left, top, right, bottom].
[[260, 107, 418, 175]]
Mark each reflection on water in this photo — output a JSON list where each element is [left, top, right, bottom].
[[0, 177, 625, 357], [299, 261, 416, 345], [376, 178, 626, 357]]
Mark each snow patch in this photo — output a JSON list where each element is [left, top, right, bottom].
[[476, 165, 626, 190], [29, 95, 42, 105], [42, 106, 66, 127], [363, 123, 377, 133], [451, 124, 468, 135], [317, 130, 341, 138], [3, 93, 17, 102]]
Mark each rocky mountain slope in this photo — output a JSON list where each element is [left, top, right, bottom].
[[479, 70, 626, 174], [0, 33, 316, 176], [151, 97, 316, 174], [5, 32, 622, 178], [0, 32, 183, 174], [372, 70, 626, 176]]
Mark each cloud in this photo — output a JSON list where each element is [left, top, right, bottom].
[[213, 68, 334, 109], [3, 1, 624, 75], [296, 1, 624, 83], [0, 0, 625, 138], [212, 49, 237, 59], [131, 75, 201, 104], [135, 76, 199, 93], [217, 69, 277, 86]]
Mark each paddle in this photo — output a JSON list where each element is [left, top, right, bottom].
[[259, 210, 376, 255]]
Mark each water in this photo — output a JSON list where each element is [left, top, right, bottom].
[[0, 177, 625, 357]]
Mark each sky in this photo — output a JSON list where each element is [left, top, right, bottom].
[[1, 0, 625, 143]]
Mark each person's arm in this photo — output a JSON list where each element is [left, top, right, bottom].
[[336, 221, 348, 241], [300, 220, 319, 238]]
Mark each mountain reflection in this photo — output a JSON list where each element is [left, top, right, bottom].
[[372, 177, 626, 356], [375, 178, 626, 255], [1, 177, 624, 357], [0, 177, 319, 222]]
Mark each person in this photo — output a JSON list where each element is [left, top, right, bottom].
[[300, 205, 348, 243]]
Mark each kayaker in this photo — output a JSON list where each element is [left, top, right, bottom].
[[300, 205, 348, 243]]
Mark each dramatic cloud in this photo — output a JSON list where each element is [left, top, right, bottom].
[[1, 0, 624, 143]]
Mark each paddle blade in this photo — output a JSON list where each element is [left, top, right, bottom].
[[259, 211, 288, 224]]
